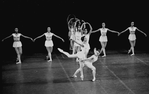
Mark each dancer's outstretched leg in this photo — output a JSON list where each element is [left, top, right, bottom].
[[58, 48, 77, 58]]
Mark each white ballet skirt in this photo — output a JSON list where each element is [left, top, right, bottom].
[[13, 41, 22, 47], [99, 35, 108, 42], [45, 40, 54, 47], [128, 34, 136, 41]]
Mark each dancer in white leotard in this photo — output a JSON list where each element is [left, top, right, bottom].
[[119, 22, 147, 56], [92, 22, 119, 57], [34, 27, 64, 61], [58, 46, 99, 81], [2, 28, 33, 64]]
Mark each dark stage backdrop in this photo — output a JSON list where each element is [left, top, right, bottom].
[[1, 1, 149, 61]]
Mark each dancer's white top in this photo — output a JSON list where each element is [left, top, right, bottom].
[[12, 33, 21, 41], [99, 28, 108, 42], [128, 27, 137, 41], [44, 32, 54, 41], [100, 28, 108, 36]]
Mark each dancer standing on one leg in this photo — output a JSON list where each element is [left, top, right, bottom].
[[92, 22, 119, 57], [119, 22, 147, 56], [67, 18, 77, 53], [34, 27, 64, 62], [2, 28, 33, 64], [58, 46, 100, 81]]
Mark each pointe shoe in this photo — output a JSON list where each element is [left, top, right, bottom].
[[80, 76, 84, 81], [102, 55, 106, 57], [16, 61, 21, 64], [48, 59, 52, 62], [58, 48, 63, 53], [72, 75, 77, 78], [128, 50, 131, 54], [92, 78, 96, 82], [130, 53, 135, 56]]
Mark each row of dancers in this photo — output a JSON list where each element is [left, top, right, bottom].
[[2, 21, 147, 65], [2, 17, 147, 81], [2, 27, 64, 64]]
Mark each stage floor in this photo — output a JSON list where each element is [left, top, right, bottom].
[[2, 52, 149, 94]]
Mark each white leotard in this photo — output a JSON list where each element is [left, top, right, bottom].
[[128, 27, 137, 34], [99, 28, 108, 42], [128, 27, 137, 41], [100, 28, 108, 36], [44, 32, 54, 41], [12, 33, 21, 41]]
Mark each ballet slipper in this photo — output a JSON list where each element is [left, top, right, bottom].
[[92, 78, 96, 82], [130, 53, 135, 56], [102, 55, 106, 57], [72, 75, 77, 78], [16, 61, 21, 64], [58, 48, 63, 53]]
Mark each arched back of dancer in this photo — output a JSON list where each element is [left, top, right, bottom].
[[2, 28, 33, 64], [92, 22, 119, 57], [119, 22, 147, 56], [34, 27, 64, 62]]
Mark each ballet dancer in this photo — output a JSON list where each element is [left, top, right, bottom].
[[72, 19, 83, 54], [119, 22, 147, 56], [58, 47, 100, 81], [68, 18, 77, 52], [34, 27, 64, 61], [2, 28, 33, 64], [92, 22, 119, 57]]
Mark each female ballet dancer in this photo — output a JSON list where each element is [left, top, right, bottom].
[[58, 46, 100, 81], [119, 22, 147, 56], [72, 19, 83, 54], [34, 27, 64, 61], [92, 22, 119, 57], [68, 18, 77, 52], [2, 28, 33, 64]]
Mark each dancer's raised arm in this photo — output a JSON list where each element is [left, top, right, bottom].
[[119, 28, 129, 35], [2, 34, 12, 42], [108, 29, 119, 35], [34, 34, 45, 41], [136, 28, 147, 37], [53, 33, 64, 42], [21, 34, 33, 41]]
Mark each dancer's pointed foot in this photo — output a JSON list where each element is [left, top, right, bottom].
[[48, 59, 52, 62], [102, 55, 106, 57], [72, 75, 77, 78], [16, 61, 21, 64], [80, 76, 84, 81], [128, 49, 131, 54], [58, 48, 63, 53], [130, 53, 135, 56], [92, 78, 96, 82]]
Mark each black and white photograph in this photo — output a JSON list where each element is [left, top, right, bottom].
[[1, 1, 149, 94]]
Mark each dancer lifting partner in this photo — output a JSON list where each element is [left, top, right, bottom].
[[2, 28, 33, 64], [58, 39, 100, 81], [119, 22, 147, 56], [92, 22, 119, 57], [34, 27, 64, 61]]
